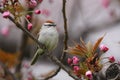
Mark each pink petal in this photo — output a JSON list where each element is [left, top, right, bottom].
[[85, 70, 92, 79], [101, 0, 110, 8], [27, 23, 33, 31], [99, 44, 109, 52], [41, 9, 50, 17], [109, 56, 115, 63], [1, 27, 9, 36], [2, 11, 10, 18], [72, 56, 79, 64], [34, 10, 41, 14]]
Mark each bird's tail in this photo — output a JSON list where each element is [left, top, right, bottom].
[[31, 48, 44, 65]]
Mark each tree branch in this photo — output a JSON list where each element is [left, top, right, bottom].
[[61, 0, 68, 60], [0, 9, 80, 80], [1, 9, 43, 48], [46, 53, 80, 80], [43, 0, 69, 79], [15, 8, 34, 78], [43, 67, 61, 80]]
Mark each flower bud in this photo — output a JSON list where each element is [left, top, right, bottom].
[[23, 63, 30, 69], [73, 66, 80, 72], [26, 15, 31, 20], [72, 56, 79, 65], [100, 44, 109, 52], [67, 58, 73, 65], [85, 70, 92, 79], [1, 27, 9, 36], [101, 0, 110, 8], [27, 23, 33, 31], [109, 56, 115, 63], [49, 0, 54, 3], [2, 11, 10, 18], [38, 0, 43, 3], [41, 9, 50, 17], [34, 10, 41, 14], [29, 0, 37, 8]]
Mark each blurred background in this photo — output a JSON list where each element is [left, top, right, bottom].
[[0, 0, 120, 80]]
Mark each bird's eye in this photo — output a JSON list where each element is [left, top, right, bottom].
[[44, 24, 56, 27]]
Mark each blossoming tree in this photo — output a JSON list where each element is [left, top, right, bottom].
[[0, 0, 119, 80]]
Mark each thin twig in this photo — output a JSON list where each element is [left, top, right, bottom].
[[61, 0, 68, 60], [0, 9, 43, 48], [0, 9, 80, 80], [42, 67, 61, 80], [15, 0, 42, 74], [46, 53, 80, 80], [8, 16, 45, 48], [43, 0, 69, 79], [15, 8, 33, 74]]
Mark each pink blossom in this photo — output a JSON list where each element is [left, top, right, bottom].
[[67, 58, 73, 65], [49, 0, 54, 3], [27, 23, 33, 31], [101, 0, 110, 8], [2, 0, 8, 5], [100, 44, 109, 52], [85, 70, 92, 79], [27, 77, 32, 80], [41, 9, 50, 17], [38, 0, 43, 3], [73, 66, 80, 72], [26, 15, 31, 20], [1, 27, 9, 36], [27, 71, 33, 80], [29, 0, 37, 8], [72, 56, 79, 65], [23, 62, 30, 69], [28, 71, 33, 76], [109, 56, 115, 63], [2, 11, 10, 18], [34, 10, 41, 14]]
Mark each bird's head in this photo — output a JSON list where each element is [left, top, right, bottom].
[[41, 20, 56, 29]]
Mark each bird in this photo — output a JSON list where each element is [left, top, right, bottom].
[[31, 20, 59, 65]]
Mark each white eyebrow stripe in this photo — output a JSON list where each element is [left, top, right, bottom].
[[44, 23, 52, 25]]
